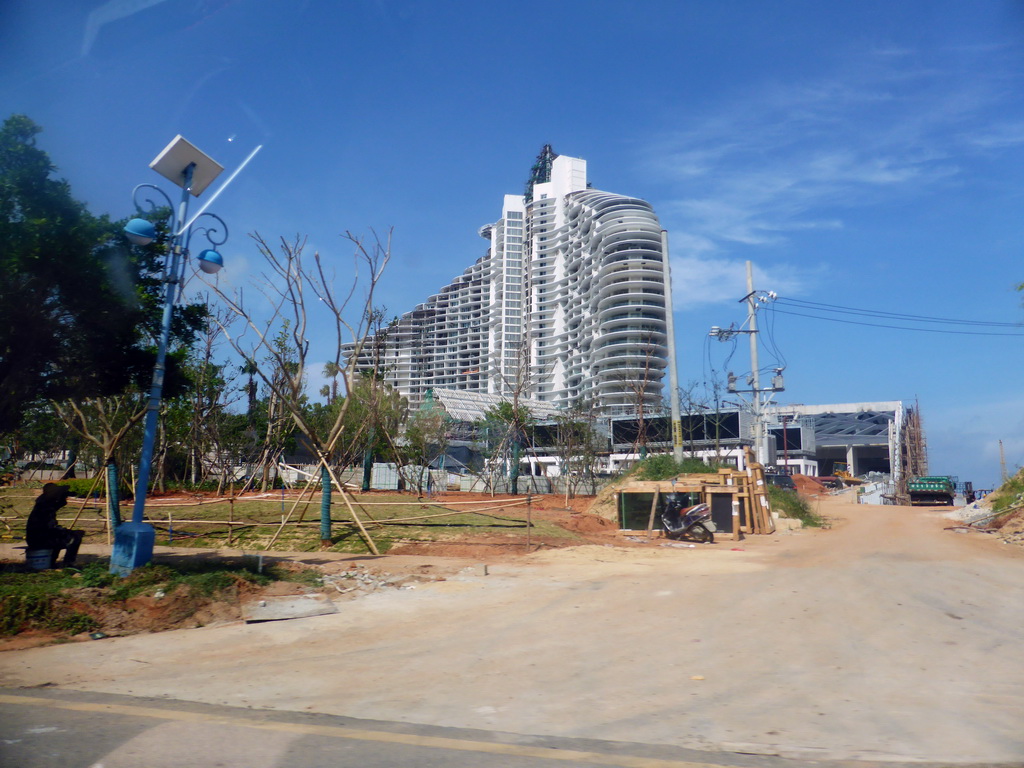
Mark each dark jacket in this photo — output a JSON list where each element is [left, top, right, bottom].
[[25, 483, 71, 549]]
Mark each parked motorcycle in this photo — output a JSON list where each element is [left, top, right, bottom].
[[661, 494, 714, 543]]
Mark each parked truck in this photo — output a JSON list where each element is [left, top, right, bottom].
[[907, 475, 957, 506]]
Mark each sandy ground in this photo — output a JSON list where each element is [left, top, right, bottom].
[[2, 492, 1023, 764]]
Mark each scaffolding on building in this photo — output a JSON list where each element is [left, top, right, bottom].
[[524, 144, 558, 202], [896, 400, 928, 503]]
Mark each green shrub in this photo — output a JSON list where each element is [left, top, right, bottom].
[[628, 455, 717, 481], [0, 558, 315, 638], [0, 569, 100, 635], [179, 570, 237, 597], [106, 564, 177, 601], [54, 478, 102, 498], [988, 469, 1024, 513], [78, 561, 117, 589], [0, 592, 53, 634], [105, 562, 278, 601], [768, 485, 823, 527]]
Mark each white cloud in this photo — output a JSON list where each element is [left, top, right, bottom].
[[672, 255, 818, 309], [649, 44, 1024, 300], [968, 121, 1024, 149]]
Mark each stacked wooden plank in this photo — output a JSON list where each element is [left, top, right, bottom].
[[739, 446, 775, 535]]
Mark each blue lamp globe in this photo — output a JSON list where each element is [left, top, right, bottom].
[[197, 249, 224, 274], [124, 218, 156, 245]]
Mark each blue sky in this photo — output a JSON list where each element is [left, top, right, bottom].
[[3, 0, 1024, 488]]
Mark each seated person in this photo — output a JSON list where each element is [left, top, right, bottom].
[[26, 483, 83, 567]]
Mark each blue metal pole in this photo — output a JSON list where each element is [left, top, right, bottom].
[[106, 459, 121, 530], [320, 465, 332, 543], [111, 164, 194, 575], [133, 164, 192, 522]]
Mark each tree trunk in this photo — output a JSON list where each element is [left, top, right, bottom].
[[60, 438, 79, 479]]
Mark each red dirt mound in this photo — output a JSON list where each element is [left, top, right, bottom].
[[793, 474, 828, 495]]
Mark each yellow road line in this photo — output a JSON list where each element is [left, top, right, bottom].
[[0, 693, 729, 768]]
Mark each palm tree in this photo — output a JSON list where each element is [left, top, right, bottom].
[[241, 360, 259, 420], [322, 361, 341, 404]]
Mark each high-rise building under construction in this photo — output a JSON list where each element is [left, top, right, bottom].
[[347, 147, 672, 415]]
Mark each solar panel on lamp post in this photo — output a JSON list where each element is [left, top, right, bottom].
[[111, 136, 227, 576]]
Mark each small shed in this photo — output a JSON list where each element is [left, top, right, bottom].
[[614, 455, 775, 540]]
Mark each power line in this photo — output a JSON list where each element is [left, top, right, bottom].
[[770, 306, 1024, 336], [775, 296, 1023, 329]]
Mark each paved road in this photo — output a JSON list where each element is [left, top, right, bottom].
[[0, 687, 889, 768], [2, 496, 1023, 765]]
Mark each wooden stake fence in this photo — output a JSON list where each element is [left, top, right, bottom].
[[2, 489, 538, 553]]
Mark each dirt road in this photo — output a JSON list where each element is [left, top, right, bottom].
[[3, 494, 1023, 764]]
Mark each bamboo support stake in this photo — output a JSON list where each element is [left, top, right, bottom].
[[354, 497, 379, 524], [291, 475, 321, 525], [408, 498, 527, 515], [371, 507, 526, 525], [68, 474, 104, 528], [336, 486, 379, 555], [527, 493, 532, 550], [314, 453, 380, 555], [227, 495, 234, 547], [350, 498, 526, 506], [265, 473, 319, 549]]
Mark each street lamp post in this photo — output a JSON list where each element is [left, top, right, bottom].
[[110, 136, 227, 575]]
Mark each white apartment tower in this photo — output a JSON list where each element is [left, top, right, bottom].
[[349, 147, 671, 416]]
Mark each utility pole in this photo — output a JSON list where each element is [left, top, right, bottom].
[[1000, 440, 1008, 483], [661, 230, 684, 463], [745, 262, 762, 464], [708, 260, 784, 467]]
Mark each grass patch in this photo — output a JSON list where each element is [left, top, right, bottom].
[[987, 469, 1024, 514], [0, 565, 102, 635], [0, 488, 577, 555], [0, 559, 320, 636], [768, 485, 824, 527]]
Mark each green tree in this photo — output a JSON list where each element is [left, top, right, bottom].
[[477, 400, 534, 494], [554, 399, 603, 499], [401, 402, 449, 493], [335, 373, 406, 466], [0, 114, 205, 435]]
